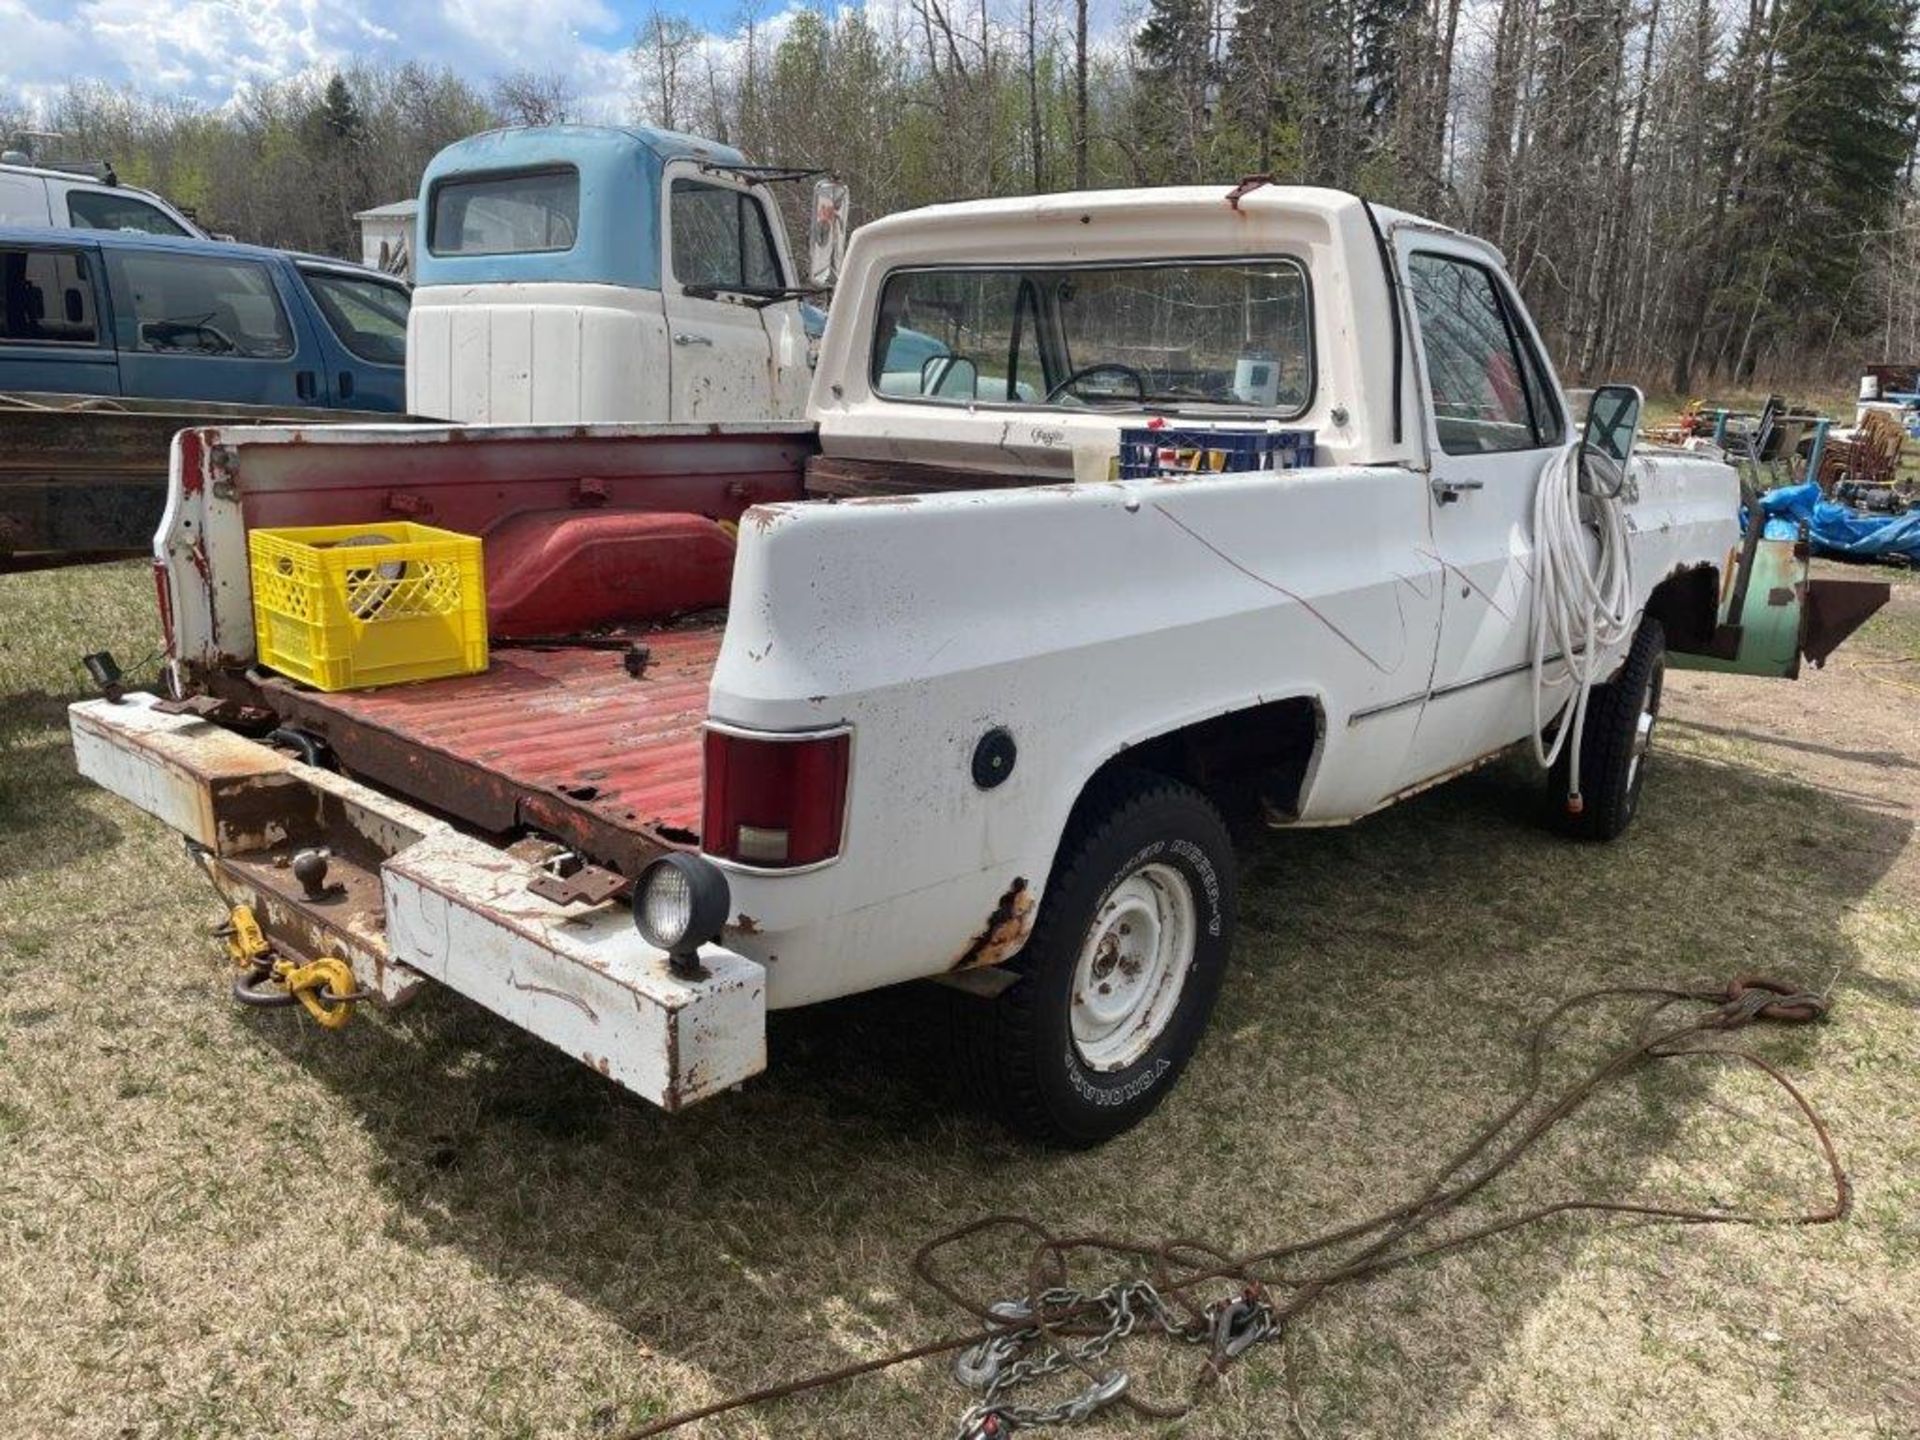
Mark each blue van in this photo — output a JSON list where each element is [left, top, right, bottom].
[[0, 227, 409, 411]]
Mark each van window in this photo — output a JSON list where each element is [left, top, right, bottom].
[[106, 250, 295, 359], [1, 247, 100, 345], [670, 181, 783, 292], [67, 190, 191, 237], [430, 168, 578, 256], [302, 269, 410, 365]]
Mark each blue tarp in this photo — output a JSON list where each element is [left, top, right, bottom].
[[1754, 481, 1920, 561]]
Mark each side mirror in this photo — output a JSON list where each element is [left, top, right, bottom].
[[1580, 383, 1642, 498], [808, 177, 849, 289]]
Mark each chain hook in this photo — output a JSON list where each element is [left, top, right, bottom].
[[1208, 1286, 1274, 1364], [216, 905, 365, 1027], [953, 1331, 1030, 1393], [1060, 1370, 1128, 1422]]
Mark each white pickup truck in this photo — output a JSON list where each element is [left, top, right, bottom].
[[69, 184, 1884, 1145]]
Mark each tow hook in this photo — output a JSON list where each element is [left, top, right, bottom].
[[1208, 1284, 1274, 1364], [217, 904, 367, 1029]]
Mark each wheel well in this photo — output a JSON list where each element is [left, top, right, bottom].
[[1644, 563, 1721, 655], [1085, 696, 1324, 826]]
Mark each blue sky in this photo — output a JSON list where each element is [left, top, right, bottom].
[[4, 0, 648, 114], [3, 1, 1133, 119]]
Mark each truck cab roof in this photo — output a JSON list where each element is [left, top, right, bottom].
[[812, 183, 1487, 477], [414, 124, 760, 292]]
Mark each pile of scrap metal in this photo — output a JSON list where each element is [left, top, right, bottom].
[[1754, 480, 1920, 565], [1839, 364, 1920, 513], [1650, 387, 1912, 564], [1649, 394, 1829, 467], [1658, 386, 1916, 550]]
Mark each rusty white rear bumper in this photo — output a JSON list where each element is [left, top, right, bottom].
[[69, 694, 764, 1110]]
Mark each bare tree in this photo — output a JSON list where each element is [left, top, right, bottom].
[[1026, 0, 1045, 190], [491, 69, 577, 127], [631, 7, 703, 131]]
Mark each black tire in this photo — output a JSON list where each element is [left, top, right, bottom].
[[960, 770, 1237, 1147], [1549, 616, 1666, 842]]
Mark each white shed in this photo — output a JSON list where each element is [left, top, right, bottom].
[[354, 199, 417, 280]]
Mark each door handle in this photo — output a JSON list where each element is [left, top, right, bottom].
[[337, 370, 355, 402], [295, 369, 317, 402], [1431, 478, 1485, 505], [672, 331, 713, 347]]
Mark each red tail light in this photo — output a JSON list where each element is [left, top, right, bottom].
[[702, 728, 850, 868]]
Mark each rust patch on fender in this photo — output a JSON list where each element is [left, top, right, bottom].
[[729, 912, 762, 936], [951, 877, 1035, 970], [743, 504, 788, 532]]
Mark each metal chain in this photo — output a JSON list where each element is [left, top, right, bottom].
[[617, 978, 1846, 1440], [950, 1280, 1273, 1436]]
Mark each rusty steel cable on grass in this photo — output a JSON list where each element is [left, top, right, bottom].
[[618, 976, 1849, 1438]]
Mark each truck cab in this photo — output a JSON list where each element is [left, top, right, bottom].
[[407, 125, 816, 425]]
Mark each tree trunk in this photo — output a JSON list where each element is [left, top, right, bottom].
[[1074, 0, 1089, 187]]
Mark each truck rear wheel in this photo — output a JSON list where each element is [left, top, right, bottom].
[[962, 771, 1236, 1147], [1550, 616, 1666, 842]]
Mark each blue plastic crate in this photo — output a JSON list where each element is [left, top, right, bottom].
[[1117, 426, 1315, 480]]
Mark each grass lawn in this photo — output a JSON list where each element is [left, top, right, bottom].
[[2, 560, 1916, 1439]]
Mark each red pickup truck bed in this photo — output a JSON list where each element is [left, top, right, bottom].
[[235, 618, 723, 874]]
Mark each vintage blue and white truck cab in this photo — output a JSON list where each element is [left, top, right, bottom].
[[406, 125, 824, 425]]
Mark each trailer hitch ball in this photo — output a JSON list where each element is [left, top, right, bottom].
[[634, 854, 731, 978], [292, 847, 342, 902]]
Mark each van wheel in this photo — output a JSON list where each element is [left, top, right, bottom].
[[962, 772, 1236, 1147], [1550, 616, 1666, 842]]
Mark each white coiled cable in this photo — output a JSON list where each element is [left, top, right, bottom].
[[1529, 443, 1635, 808]]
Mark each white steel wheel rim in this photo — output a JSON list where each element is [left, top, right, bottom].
[[1627, 663, 1663, 793], [1070, 861, 1198, 1073]]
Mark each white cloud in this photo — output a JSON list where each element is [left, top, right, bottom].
[[0, 0, 1144, 124], [0, 0, 628, 113]]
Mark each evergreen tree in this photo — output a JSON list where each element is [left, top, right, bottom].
[[1134, 0, 1220, 179], [1356, 0, 1420, 129], [1755, 0, 1913, 369], [318, 73, 362, 143]]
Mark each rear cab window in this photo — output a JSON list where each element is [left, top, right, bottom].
[[669, 179, 784, 292], [301, 268, 410, 365], [66, 189, 191, 237], [871, 259, 1313, 415], [429, 167, 579, 256], [103, 249, 296, 358], [1, 246, 102, 346], [1405, 251, 1563, 455]]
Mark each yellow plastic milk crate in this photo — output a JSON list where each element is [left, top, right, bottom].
[[248, 522, 488, 692]]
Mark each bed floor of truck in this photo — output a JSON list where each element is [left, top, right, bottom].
[[237, 620, 723, 876]]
